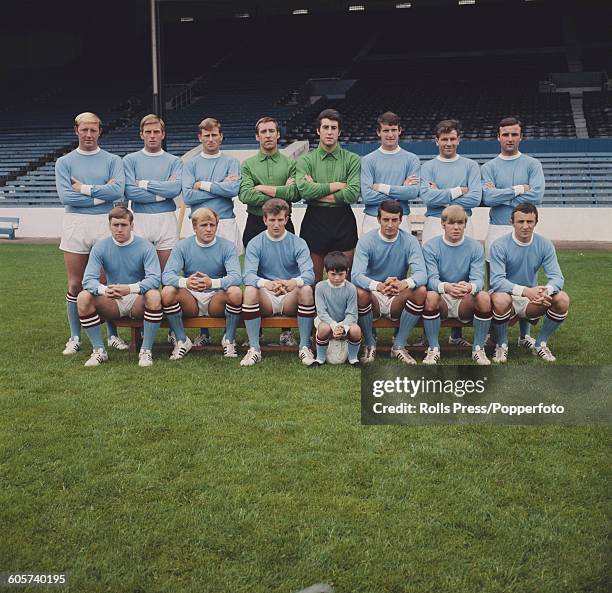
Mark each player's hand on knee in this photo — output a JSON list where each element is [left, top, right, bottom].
[[332, 325, 345, 339]]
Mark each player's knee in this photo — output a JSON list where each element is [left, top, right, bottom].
[[243, 285, 259, 305], [298, 285, 314, 303], [226, 286, 243, 306], [553, 291, 570, 312], [475, 291, 491, 310], [68, 281, 82, 296], [357, 288, 371, 307], [161, 285, 177, 305], [491, 292, 511, 311], [413, 285, 427, 304], [317, 323, 332, 339], [144, 289, 161, 309], [425, 291, 440, 309], [76, 290, 93, 312], [348, 325, 362, 341]]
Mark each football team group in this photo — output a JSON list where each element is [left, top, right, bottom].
[[55, 109, 570, 368]]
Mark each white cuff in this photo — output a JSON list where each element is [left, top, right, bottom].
[[369, 280, 379, 292], [138, 180, 149, 190], [438, 282, 446, 294], [97, 284, 108, 296], [129, 283, 141, 294], [512, 284, 525, 297], [513, 185, 523, 196], [81, 184, 92, 196], [450, 187, 463, 200], [378, 183, 391, 195], [93, 198, 104, 205], [210, 278, 221, 289], [470, 283, 477, 295], [155, 195, 165, 202], [330, 321, 339, 331], [406, 277, 416, 289], [200, 181, 212, 192], [292, 277, 304, 288], [178, 277, 188, 289], [545, 284, 555, 296], [257, 279, 266, 288]]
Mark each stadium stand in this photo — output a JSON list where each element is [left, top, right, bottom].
[[0, 3, 610, 212], [285, 81, 576, 144], [583, 92, 612, 138]]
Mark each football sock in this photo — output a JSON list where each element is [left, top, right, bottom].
[[347, 339, 361, 363], [422, 308, 441, 349], [358, 304, 375, 347], [473, 312, 492, 349], [315, 334, 329, 364], [242, 304, 261, 351], [450, 326, 462, 340], [393, 299, 424, 349], [163, 303, 186, 342], [80, 312, 104, 351], [106, 320, 118, 339], [493, 308, 512, 346], [519, 318, 531, 339], [536, 309, 567, 347], [297, 304, 316, 349], [142, 308, 163, 351], [224, 304, 241, 342], [66, 293, 81, 339]]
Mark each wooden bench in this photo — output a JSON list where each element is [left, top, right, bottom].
[[114, 315, 515, 353], [0, 216, 19, 239]]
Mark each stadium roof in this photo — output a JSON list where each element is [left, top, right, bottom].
[[156, 0, 560, 20]]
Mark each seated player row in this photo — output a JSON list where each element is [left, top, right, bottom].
[[74, 199, 568, 368], [56, 109, 545, 356]]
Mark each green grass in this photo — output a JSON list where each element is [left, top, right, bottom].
[[0, 245, 610, 593]]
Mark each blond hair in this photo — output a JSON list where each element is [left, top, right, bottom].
[[198, 117, 221, 132], [74, 112, 102, 127], [191, 207, 219, 226], [441, 204, 468, 224], [140, 114, 165, 132]]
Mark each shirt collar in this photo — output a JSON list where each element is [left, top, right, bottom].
[[442, 235, 465, 247], [511, 231, 533, 247], [265, 230, 287, 242], [378, 230, 398, 243], [436, 154, 460, 163], [327, 279, 346, 289], [195, 236, 217, 248], [142, 148, 165, 157], [378, 146, 401, 155], [76, 147, 101, 156], [200, 151, 222, 159], [499, 152, 522, 161], [258, 150, 280, 162], [112, 234, 135, 247], [317, 144, 340, 159]]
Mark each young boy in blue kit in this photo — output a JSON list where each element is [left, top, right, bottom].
[[313, 252, 362, 368]]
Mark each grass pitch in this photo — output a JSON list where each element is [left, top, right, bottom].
[[0, 245, 610, 593]]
